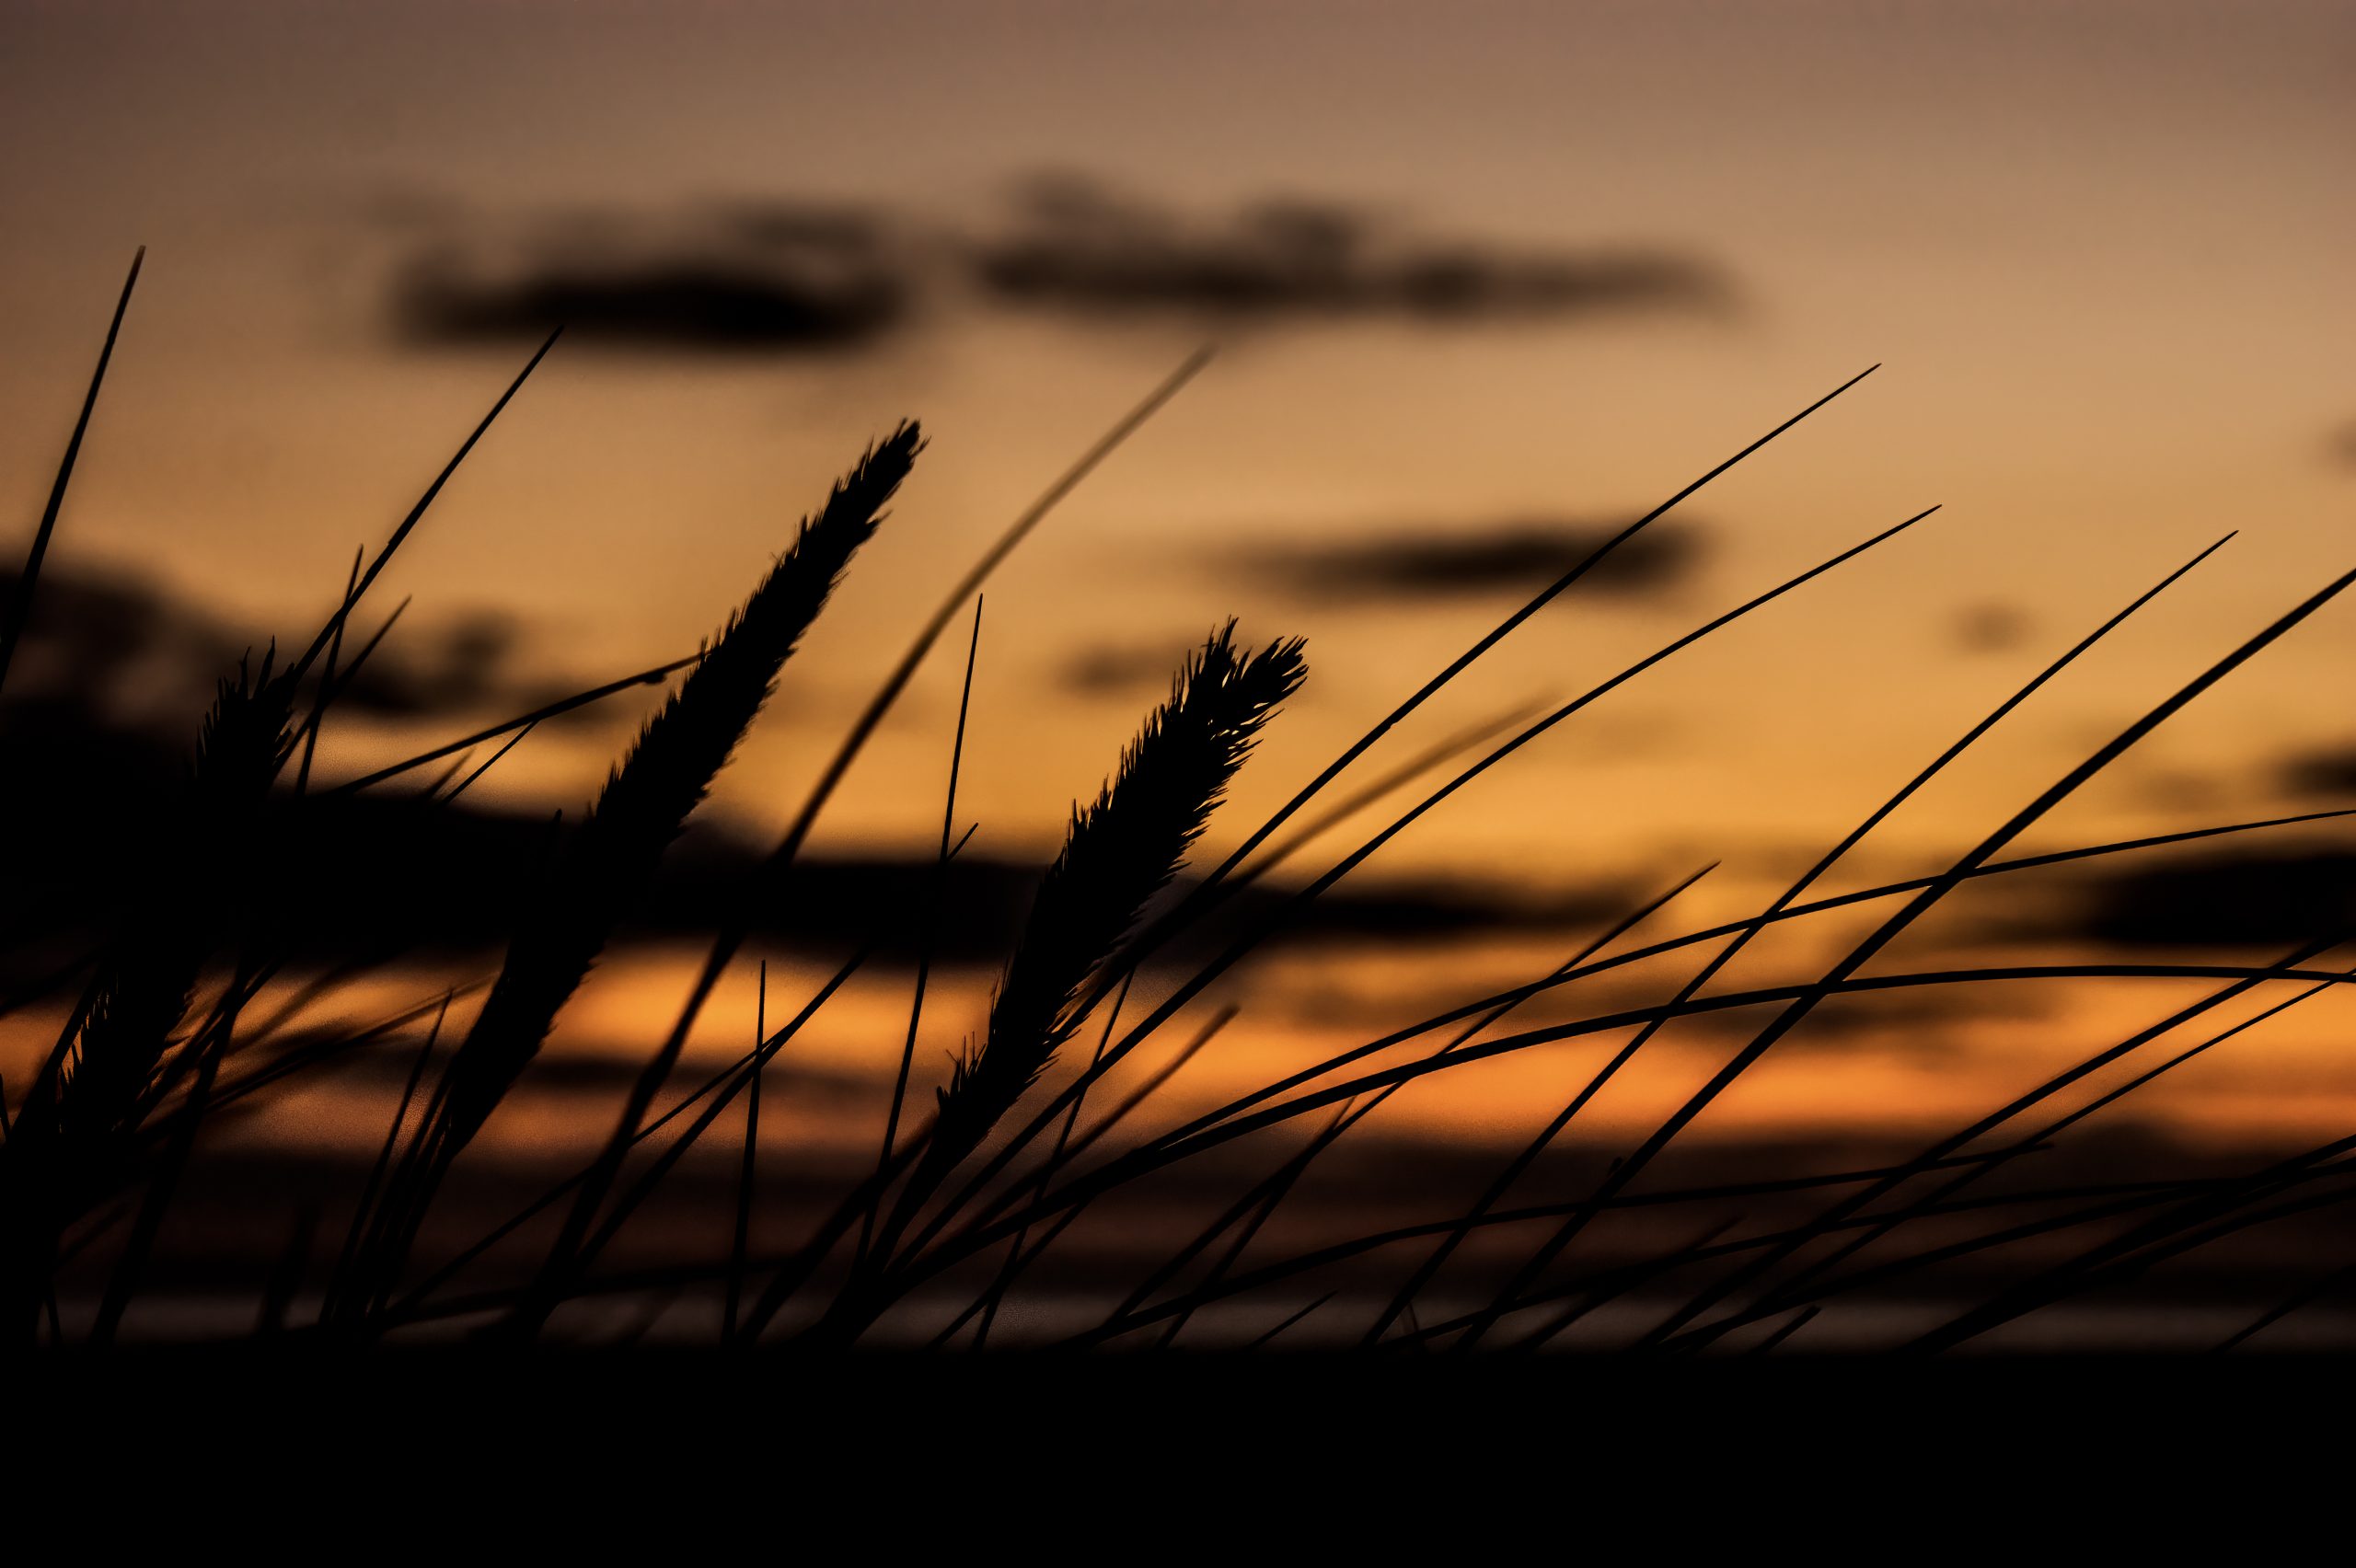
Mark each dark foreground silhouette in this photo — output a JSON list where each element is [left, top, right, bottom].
[[7, 254, 2355, 1356]]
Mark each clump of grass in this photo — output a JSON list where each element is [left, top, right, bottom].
[[0, 285, 563, 1339], [57, 653, 297, 1133], [16, 255, 2356, 1356], [3, 649, 298, 1339], [335, 422, 922, 1319]]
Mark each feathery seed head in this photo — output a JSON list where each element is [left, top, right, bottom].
[[433, 422, 921, 1150], [929, 620, 1305, 1173]]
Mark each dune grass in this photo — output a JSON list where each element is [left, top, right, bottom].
[[5, 255, 2353, 1355]]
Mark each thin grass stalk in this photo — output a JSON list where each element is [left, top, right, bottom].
[[723, 963, 766, 1341], [191, 983, 481, 1127], [287, 333, 561, 684], [1230, 696, 1552, 884], [0, 248, 142, 698], [858, 595, 984, 1270], [1747, 1307, 1819, 1355], [294, 549, 363, 795], [279, 595, 416, 799], [442, 721, 537, 804], [967, 971, 1132, 1347], [327, 657, 700, 795], [1042, 1006, 1235, 1172], [2217, 1258, 2356, 1352], [1246, 1291, 1338, 1349], [324, 996, 448, 1320], [569, 945, 869, 1278], [256, 1205, 319, 1336]]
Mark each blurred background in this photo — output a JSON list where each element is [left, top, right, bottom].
[[2, 3, 2351, 1330]]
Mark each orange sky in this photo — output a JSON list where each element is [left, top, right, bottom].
[[3, 0, 2350, 1154]]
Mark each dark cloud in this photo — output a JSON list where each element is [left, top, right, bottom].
[[314, 1041, 879, 1108], [395, 257, 907, 355], [2130, 769, 2229, 813], [1059, 639, 1199, 698], [0, 562, 248, 728], [1, 682, 1638, 986], [384, 180, 1735, 355], [972, 176, 1733, 324], [331, 609, 524, 720], [395, 254, 909, 355], [1953, 602, 2033, 653], [392, 199, 914, 353], [1236, 520, 1703, 604], [2277, 746, 2356, 799], [1254, 876, 1629, 945], [1996, 847, 2356, 950], [2329, 422, 2356, 467], [0, 561, 579, 744]]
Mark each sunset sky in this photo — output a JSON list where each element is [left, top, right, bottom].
[[4, 0, 2350, 1159]]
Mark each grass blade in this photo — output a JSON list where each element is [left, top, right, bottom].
[[0, 248, 143, 698]]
